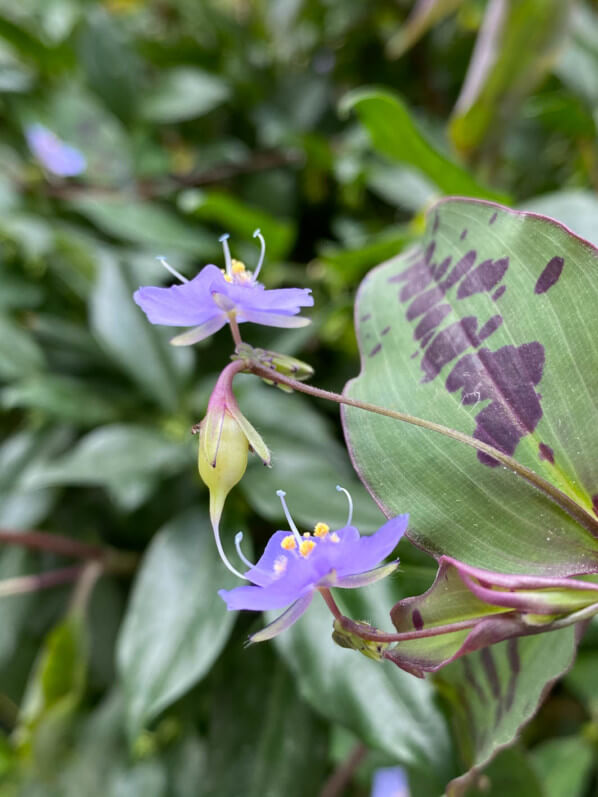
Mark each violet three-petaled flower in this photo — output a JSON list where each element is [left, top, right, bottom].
[[25, 124, 86, 177], [218, 489, 408, 643], [133, 232, 313, 346], [371, 766, 410, 797]]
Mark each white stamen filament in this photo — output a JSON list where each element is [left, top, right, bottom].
[[156, 256, 189, 284], [235, 531, 256, 569], [336, 484, 354, 526], [252, 228, 266, 280], [213, 522, 245, 580], [276, 489, 302, 546], [219, 233, 233, 276]]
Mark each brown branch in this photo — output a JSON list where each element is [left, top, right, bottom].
[[0, 565, 84, 597], [319, 743, 368, 797], [0, 529, 104, 560]]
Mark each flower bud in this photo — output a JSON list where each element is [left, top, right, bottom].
[[197, 361, 271, 531], [199, 410, 249, 531]]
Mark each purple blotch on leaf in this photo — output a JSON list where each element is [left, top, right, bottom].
[[412, 609, 424, 630], [381, 325, 391, 336], [421, 317, 480, 382], [414, 303, 452, 341], [457, 258, 508, 299], [369, 343, 382, 357], [489, 212, 498, 225], [478, 314, 503, 341], [535, 256, 564, 295], [361, 313, 371, 322], [432, 255, 452, 281], [433, 213, 440, 233], [460, 228, 468, 240], [446, 343, 545, 466], [539, 443, 555, 464], [592, 495, 598, 518], [492, 285, 506, 302], [439, 250, 477, 293]]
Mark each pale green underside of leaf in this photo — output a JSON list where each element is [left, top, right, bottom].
[[344, 198, 598, 575]]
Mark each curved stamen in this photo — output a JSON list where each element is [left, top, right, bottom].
[[219, 233, 233, 276], [336, 484, 354, 526], [235, 531, 256, 569], [276, 489, 302, 546], [252, 228, 266, 281], [213, 522, 245, 580], [156, 256, 189, 284]]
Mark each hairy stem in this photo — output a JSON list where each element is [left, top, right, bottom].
[[228, 315, 243, 347], [319, 587, 342, 619], [247, 363, 598, 538], [337, 613, 511, 643]]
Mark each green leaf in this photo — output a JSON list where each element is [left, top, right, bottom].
[[340, 88, 508, 202], [0, 313, 45, 380], [272, 579, 454, 789], [22, 424, 191, 502], [72, 197, 216, 256], [466, 746, 543, 797], [16, 615, 88, 772], [188, 191, 295, 260], [530, 736, 594, 797], [116, 509, 236, 737], [205, 642, 328, 797], [89, 251, 191, 411], [1, 374, 117, 426], [386, 0, 464, 59], [344, 198, 598, 575], [238, 380, 384, 532], [140, 67, 229, 123], [436, 628, 577, 792], [450, 0, 574, 158]]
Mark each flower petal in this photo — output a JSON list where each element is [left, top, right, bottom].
[[236, 308, 312, 328], [218, 580, 312, 611], [336, 515, 409, 578], [169, 314, 226, 345], [133, 265, 223, 326], [247, 592, 314, 644], [226, 284, 314, 313], [335, 560, 399, 589]]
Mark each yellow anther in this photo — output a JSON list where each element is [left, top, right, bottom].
[[281, 535, 297, 551], [273, 555, 287, 575], [303, 531, 312, 537], [329, 532, 340, 543], [314, 522, 329, 538], [299, 539, 316, 557], [231, 259, 246, 274], [223, 273, 233, 283]]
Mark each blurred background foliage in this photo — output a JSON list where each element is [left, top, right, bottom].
[[1, 0, 598, 794]]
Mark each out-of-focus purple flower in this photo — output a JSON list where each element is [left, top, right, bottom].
[[133, 231, 313, 346], [25, 124, 86, 177], [218, 486, 408, 643], [371, 766, 410, 797]]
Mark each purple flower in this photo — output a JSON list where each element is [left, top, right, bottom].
[[25, 123, 86, 177], [133, 231, 313, 345], [371, 767, 410, 797], [218, 487, 408, 643]]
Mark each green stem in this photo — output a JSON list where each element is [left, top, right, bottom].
[[247, 363, 598, 538], [337, 613, 504, 643]]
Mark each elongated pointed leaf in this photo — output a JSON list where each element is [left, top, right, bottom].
[[450, 0, 574, 158], [116, 509, 236, 737], [340, 88, 508, 202], [344, 198, 598, 576]]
